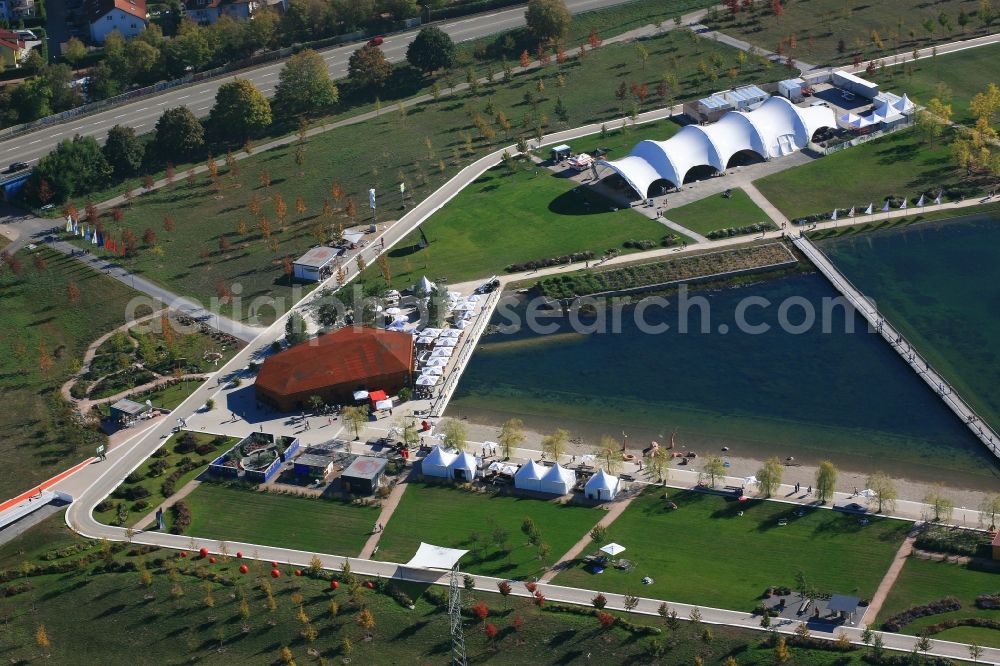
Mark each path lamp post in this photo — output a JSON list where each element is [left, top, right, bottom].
[[369, 188, 377, 226], [399, 182, 406, 210]]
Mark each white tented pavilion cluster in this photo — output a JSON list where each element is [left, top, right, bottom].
[[598, 96, 836, 198]]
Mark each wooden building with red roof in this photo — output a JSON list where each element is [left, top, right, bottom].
[[255, 327, 413, 411]]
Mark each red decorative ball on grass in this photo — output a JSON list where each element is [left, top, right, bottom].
[[271, 561, 279, 568], [199, 547, 209, 558], [179, 551, 187, 558], [239, 564, 249, 574], [365, 581, 375, 589], [330, 581, 339, 590], [270, 569, 281, 578], [294, 569, 302, 577], [209, 557, 216, 564], [236, 551, 243, 559]]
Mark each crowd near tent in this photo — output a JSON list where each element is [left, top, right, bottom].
[[421, 446, 457, 478], [598, 96, 836, 198], [584, 470, 620, 501], [539, 463, 576, 495], [448, 452, 478, 482], [513, 459, 545, 491]]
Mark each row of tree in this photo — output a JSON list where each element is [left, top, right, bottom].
[[27, 49, 338, 204]]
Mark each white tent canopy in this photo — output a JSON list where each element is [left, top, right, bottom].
[[513, 459, 545, 491], [600, 542, 626, 556], [440, 329, 461, 338], [421, 366, 444, 376], [416, 375, 440, 386], [352, 390, 369, 400], [405, 542, 468, 570], [488, 461, 518, 476], [424, 357, 448, 367], [598, 96, 837, 198], [421, 446, 456, 477], [584, 470, 620, 501], [430, 347, 454, 358], [448, 452, 478, 481], [539, 463, 576, 495]]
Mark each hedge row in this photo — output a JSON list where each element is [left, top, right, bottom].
[[915, 525, 991, 558], [882, 596, 961, 632], [170, 500, 191, 534], [924, 617, 1000, 634], [977, 593, 1000, 610], [506, 251, 595, 273], [706, 222, 773, 239]]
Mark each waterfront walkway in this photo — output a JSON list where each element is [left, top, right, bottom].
[[794, 236, 1000, 462]]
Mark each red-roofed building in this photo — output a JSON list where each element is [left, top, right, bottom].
[[87, 0, 147, 43], [0, 31, 26, 68], [256, 327, 413, 411]]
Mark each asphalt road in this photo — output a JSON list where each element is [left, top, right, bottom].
[[0, 0, 633, 167]]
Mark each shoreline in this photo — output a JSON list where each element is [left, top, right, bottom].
[[448, 417, 994, 511]]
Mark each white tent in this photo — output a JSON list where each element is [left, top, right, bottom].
[[584, 470, 620, 501], [421, 446, 456, 478], [421, 366, 444, 376], [425, 357, 448, 367], [487, 461, 518, 476], [437, 337, 458, 347], [600, 542, 626, 556], [599, 96, 837, 198], [513, 459, 545, 491], [430, 347, 454, 358], [539, 463, 576, 495], [440, 329, 461, 338], [416, 335, 437, 345], [352, 390, 369, 401], [405, 542, 468, 570], [374, 399, 393, 411], [452, 302, 475, 312], [448, 452, 478, 482], [416, 374, 440, 386], [416, 276, 436, 294], [422, 328, 443, 337]]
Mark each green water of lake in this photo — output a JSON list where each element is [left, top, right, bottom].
[[447, 271, 998, 489], [822, 213, 1000, 441]]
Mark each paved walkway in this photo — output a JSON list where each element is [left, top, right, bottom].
[[358, 474, 412, 559], [689, 22, 817, 73], [539, 493, 638, 583], [863, 532, 917, 626], [660, 216, 708, 242], [743, 181, 792, 227], [134, 479, 201, 531]]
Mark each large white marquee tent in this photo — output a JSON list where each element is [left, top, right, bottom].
[[598, 96, 836, 198]]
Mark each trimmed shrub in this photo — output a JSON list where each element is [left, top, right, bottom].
[[882, 597, 961, 632], [169, 500, 191, 534], [173, 433, 198, 454], [976, 593, 1000, 610], [194, 443, 216, 456]]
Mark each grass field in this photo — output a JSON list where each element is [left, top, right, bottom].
[[71, 30, 776, 321], [359, 156, 679, 290], [753, 128, 981, 220], [553, 488, 910, 610], [183, 482, 380, 557], [95, 430, 238, 527], [873, 556, 1000, 648], [871, 42, 1000, 125], [0, 513, 878, 665], [376, 482, 602, 580], [666, 187, 770, 235], [0, 248, 143, 499], [704, 0, 985, 67]]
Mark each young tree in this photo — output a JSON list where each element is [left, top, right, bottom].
[[208, 79, 272, 141], [596, 435, 622, 474], [64, 36, 87, 67], [526, 0, 571, 43], [979, 493, 1000, 530], [756, 456, 783, 497], [866, 471, 898, 513], [814, 460, 837, 503], [701, 455, 726, 488], [406, 26, 455, 74], [590, 524, 607, 547], [443, 419, 467, 451], [341, 405, 368, 440], [273, 49, 339, 119], [923, 484, 955, 523], [348, 43, 392, 89], [498, 418, 525, 459], [540, 428, 569, 461], [66, 280, 81, 302]]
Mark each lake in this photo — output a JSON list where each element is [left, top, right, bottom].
[[447, 271, 998, 489]]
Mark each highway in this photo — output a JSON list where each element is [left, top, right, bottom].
[[0, 0, 633, 167]]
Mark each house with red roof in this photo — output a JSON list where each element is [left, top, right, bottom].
[[87, 0, 147, 43], [256, 327, 414, 411], [0, 30, 26, 68]]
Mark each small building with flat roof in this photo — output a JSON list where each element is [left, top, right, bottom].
[[293, 246, 342, 282], [293, 453, 334, 480], [341, 456, 387, 495], [827, 594, 860, 621], [109, 398, 149, 426]]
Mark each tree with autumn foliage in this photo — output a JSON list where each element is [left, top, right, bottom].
[[472, 600, 489, 623], [66, 280, 80, 302]]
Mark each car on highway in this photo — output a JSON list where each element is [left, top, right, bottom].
[[4, 162, 29, 173], [368, 35, 384, 46]]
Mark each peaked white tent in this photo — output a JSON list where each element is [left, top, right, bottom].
[[448, 451, 478, 482], [513, 459, 545, 491], [416, 276, 436, 294], [584, 470, 620, 501], [421, 446, 456, 478], [539, 463, 576, 495]]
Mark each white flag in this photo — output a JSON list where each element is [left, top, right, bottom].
[[847, 207, 855, 217], [916, 194, 925, 207], [91, 231, 98, 245], [864, 203, 873, 215], [65, 216, 73, 233], [831, 209, 838, 221], [881, 201, 890, 212], [399, 182, 405, 194], [368, 188, 376, 209], [933, 191, 942, 205], [899, 199, 907, 210]]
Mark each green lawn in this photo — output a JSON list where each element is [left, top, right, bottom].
[[0, 248, 142, 499], [361, 158, 678, 290], [874, 556, 1000, 647], [704, 0, 985, 67], [666, 187, 771, 235], [753, 128, 980, 221], [553, 488, 911, 611], [132, 379, 202, 410], [377, 482, 603, 581], [71, 29, 776, 320], [95, 430, 238, 527], [182, 482, 380, 557], [0, 513, 877, 665]]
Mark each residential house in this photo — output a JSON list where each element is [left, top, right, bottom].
[[0, 0, 35, 22], [87, 0, 147, 43], [0, 32, 25, 69]]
